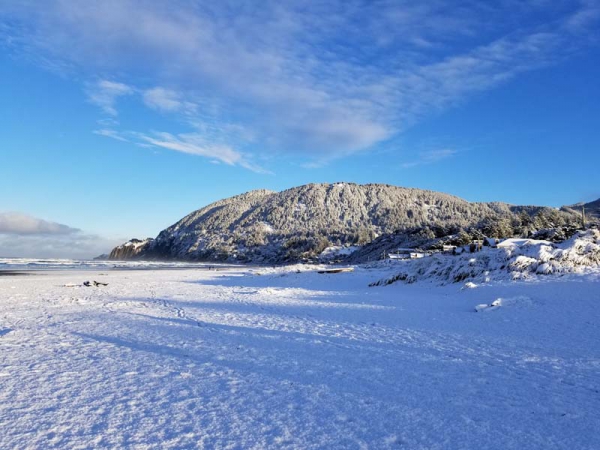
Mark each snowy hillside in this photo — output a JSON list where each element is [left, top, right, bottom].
[[108, 182, 585, 263], [563, 198, 600, 221]]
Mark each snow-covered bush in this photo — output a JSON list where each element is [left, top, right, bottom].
[[371, 230, 600, 286]]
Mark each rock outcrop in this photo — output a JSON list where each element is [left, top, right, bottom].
[[108, 238, 154, 260]]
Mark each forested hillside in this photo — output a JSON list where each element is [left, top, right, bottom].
[[109, 183, 587, 263]]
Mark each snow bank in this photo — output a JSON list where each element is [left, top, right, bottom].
[[371, 230, 600, 285]]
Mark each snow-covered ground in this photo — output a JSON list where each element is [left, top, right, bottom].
[[1, 264, 599, 449]]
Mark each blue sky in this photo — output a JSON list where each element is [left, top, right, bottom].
[[1, 0, 599, 258]]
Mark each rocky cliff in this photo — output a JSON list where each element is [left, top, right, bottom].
[[108, 238, 154, 260]]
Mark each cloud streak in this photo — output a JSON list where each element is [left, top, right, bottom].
[[142, 87, 197, 114], [401, 149, 458, 168], [137, 131, 269, 173], [91, 128, 270, 173], [86, 80, 133, 116]]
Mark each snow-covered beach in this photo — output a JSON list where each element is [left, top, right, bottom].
[[1, 263, 599, 449], [4, 0, 600, 447]]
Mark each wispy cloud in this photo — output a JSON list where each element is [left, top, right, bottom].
[[566, 0, 600, 31], [402, 149, 458, 168], [136, 131, 270, 174], [97, 117, 120, 127], [91, 127, 269, 172], [86, 80, 133, 116], [142, 87, 197, 114], [94, 128, 129, 142], [1, 0, 598, 167]]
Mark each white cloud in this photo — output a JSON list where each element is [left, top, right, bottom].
[[94, 128, 129, 142], [142, 87, 196, 113], [0, 233, 123, 259], [0, 212, 122, 259], [86, 80, 133, 116], [0, 212, 79, 235]]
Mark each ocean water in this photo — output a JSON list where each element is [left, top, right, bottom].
[[0, 258, 226, 272]]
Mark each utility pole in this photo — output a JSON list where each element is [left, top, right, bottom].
[[582, 206, 586, 230]]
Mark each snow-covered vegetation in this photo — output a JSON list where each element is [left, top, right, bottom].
[[371, 230, 600, 286]]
